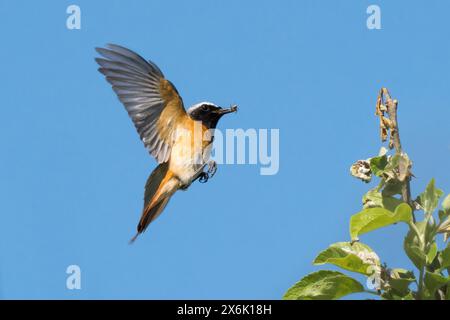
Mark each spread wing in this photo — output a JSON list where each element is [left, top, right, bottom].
[[95, 44, 188, 163]]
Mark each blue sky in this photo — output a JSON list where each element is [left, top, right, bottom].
[[0, 0, 449, 299]]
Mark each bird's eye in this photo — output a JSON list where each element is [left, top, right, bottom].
[[201, 105, 209, 111]]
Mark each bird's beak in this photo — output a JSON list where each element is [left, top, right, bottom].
[[216, 104, 238, 115]]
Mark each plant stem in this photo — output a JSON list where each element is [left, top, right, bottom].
[[418, 268, 425, 300], [407, 220, 426, 300], [378, 88, 414, 221], [408, 218, 425, 300], [378, 88, 426, 299]]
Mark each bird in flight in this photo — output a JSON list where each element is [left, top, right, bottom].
[[95, 44, 237, 242]]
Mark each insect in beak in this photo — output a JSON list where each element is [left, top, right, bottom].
[[216, 104, 238, 115]]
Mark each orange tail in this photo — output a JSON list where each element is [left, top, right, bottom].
[[129, 163, 179, 243]]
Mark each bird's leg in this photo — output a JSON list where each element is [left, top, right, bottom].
[[194, 160, 217, 184], [180, 164, 208, 190], [207, 160, 217, 178], [187, 163, 209, 185]]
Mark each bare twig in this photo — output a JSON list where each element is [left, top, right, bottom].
[[376, 88, 413, 216]]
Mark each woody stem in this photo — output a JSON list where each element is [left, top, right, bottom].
[[380, 88, 414, 220]]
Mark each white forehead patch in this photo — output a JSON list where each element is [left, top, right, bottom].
[[187, 101, 218, 114]]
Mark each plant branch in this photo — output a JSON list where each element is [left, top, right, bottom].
[[376, 88, 414, 220], [418, 268, 425, 300], [377, 88, 425, 299], [406, 219, 426, 299]]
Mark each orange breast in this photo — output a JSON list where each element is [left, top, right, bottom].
[[169, 118, 211, 181]]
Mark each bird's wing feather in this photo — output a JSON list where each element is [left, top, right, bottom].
[[95, 44, 187, 163]]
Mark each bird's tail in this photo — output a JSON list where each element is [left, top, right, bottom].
[[129, 163, 179, 243]]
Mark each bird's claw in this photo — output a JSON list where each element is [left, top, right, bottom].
[[207, 161, 217, 178], [197, 161, 217, 184], [198, 172, 209, 183]]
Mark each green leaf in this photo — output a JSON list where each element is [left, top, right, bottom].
[[442, 194, 450, 213], [313, 242, 379, 275], [419, 179, 444, 215], [283, 270, 364, 300], [370, 155, 388, 177], [381, 290, 414, 300], [350, 203, 413, 241], [404, 223, 426, 269], [404, 220, 439, 269], [396, 153, 411, 182], [387, 269, 415, 296], [384, 154, 400, 171], [424, 271, 450, 297], [427, 242, 438, 264], [404, 244, 427, 269], [439, 210, 449, 223], [382, 180, 403, 197], [363, 189, 404, 212], [438, 218, 450, 243], [440, 195, 450, 223], [440, 246, 450, 270]]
